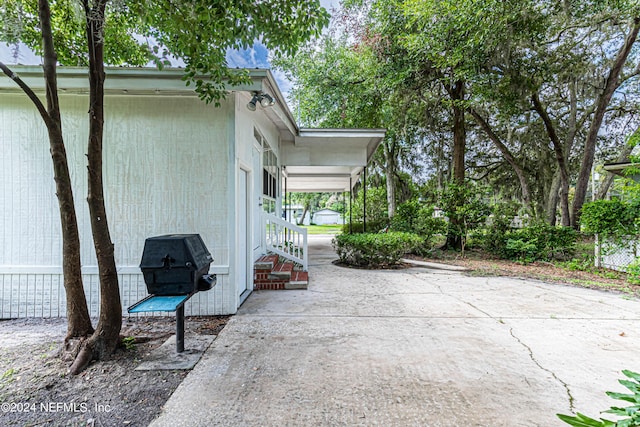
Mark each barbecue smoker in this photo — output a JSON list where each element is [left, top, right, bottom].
[[128, 234, 217, 352]]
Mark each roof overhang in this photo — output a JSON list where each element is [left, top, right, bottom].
[[282, 128, 386, 192], [603, 162, 640, 182]]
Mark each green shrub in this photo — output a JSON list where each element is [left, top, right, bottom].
[[492, 222, 577, 263], [390, 200, 447, 251], [504, 238, 538, 264], [627, 257, 640, 285], [438, 181, 491, 252], [480, 201, 521, 254], [332, 232, 423, 268], [341, 220, 389, 234]]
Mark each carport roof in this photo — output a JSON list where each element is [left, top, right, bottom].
[[282, 129, 385, 192]]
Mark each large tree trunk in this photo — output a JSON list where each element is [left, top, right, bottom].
[[572, 17, 640, 228], [383, 139, 397, 219], [0, 1, 94, 339], [444, 80, 466, 250], [71, 0, 121, 375], [469, 109, 532, 211], [38, 0, 94, 340], [451, 81, 466, 185]]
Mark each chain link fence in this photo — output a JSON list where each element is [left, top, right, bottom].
[[595, 235, 639, 272]]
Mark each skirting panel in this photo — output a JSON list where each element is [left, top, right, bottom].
[[0, 273, 233, 319]]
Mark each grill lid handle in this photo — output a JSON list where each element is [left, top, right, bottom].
[[162, 254, 175, 270]]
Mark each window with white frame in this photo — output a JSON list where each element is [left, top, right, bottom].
[[254, 128, 279, 214]]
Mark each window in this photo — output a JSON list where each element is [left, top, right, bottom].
[[254, 128, 279, 214]]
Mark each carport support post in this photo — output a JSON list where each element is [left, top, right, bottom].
[[349, 177, 353, 234], [363, 166, 367, 233], [176, 305, 185, 353]]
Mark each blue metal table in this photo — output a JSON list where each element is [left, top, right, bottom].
[[128, 294, 192, 353]]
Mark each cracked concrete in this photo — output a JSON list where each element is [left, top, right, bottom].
[[151, 235, 640, 427]]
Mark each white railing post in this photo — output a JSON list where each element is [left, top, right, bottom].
[[261, 211, 308, 271]]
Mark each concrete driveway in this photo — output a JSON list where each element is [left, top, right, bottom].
[[151, 235, 640, 427]]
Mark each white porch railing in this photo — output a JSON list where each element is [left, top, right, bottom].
[[262, 212, 308, 271]]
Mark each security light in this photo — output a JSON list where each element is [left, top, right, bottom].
[[246, 92, 275, 111]]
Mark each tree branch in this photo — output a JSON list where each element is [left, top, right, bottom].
[[0, 61, 54, 128]]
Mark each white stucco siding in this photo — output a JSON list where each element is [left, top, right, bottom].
[[0, 94, 61, 267], [0, 92, 236, 317], [101, 95, 231, 268]]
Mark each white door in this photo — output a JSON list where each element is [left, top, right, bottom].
[[252, 145, 262, 260], [238, 169, 251, 300]]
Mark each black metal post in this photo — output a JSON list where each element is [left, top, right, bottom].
[[363, 166, 367, 233], [349, 177, 353, 234], [342, 191, 346, 228], [176, 304, 185, 353]]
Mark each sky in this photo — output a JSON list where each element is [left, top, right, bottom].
[[0, 0, 339, 107]]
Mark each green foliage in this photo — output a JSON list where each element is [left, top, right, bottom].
[[122, 336, 136, 351], [0, 0, 152, 66], [504, 238, 539, 264], [503, 223, 577, 263], [626, 258, 640, 285], [438, 181, 491, 250], [558, 370, 640, 427], [480, 201, 521, 254], [581, 199, 639, 239], [561, 258, 597, 273], [341, 220, 389, 234], [332, 232, 422, 268], [390, 199, 447, 250], [348, 185, 389, 227]]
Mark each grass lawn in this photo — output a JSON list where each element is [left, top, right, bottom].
[[302, 224, 344, 235]]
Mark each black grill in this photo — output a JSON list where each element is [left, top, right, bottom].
[[140, 234, 216, 296]]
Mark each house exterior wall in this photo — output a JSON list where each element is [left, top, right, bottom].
[[0, 92, 236, 318]]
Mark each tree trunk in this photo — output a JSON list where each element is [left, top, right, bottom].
[[444, 80, 466, 250], [451, 81, 466, 185], [545, 170, 561, 225], [469, 109, 532, 211], [0, 1, 94, 339], [383, 139, 397, 219], [532, 92, 571, 226], [572, 17, 640, 228], [71, 0, 121, 375], [298, 205, 309, 225]]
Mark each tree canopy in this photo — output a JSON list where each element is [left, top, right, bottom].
[[277, 0, 640, 230]]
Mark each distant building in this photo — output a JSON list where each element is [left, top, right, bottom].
[[312, 209, 343, 225]]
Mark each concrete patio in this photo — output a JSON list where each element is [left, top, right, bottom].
[[150, 235, 640, 426]]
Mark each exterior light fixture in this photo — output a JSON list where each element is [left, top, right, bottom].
[[260, 93, 275, 107], [247, 91, 276, 111]]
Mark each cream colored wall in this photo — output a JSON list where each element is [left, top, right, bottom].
[[0, 92, 236, 316]]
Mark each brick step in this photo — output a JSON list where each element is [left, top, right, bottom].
[[253, 255, 308, 291], [270, 262, 294, 279], [254, 254, 279, 271], [287, 271, 308, 290]]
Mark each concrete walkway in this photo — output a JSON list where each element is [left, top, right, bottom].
[[151, 235, 640, 427]]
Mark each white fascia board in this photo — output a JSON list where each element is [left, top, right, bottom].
[[0, 66, 265, 95], [297, 128, 386, 139]]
